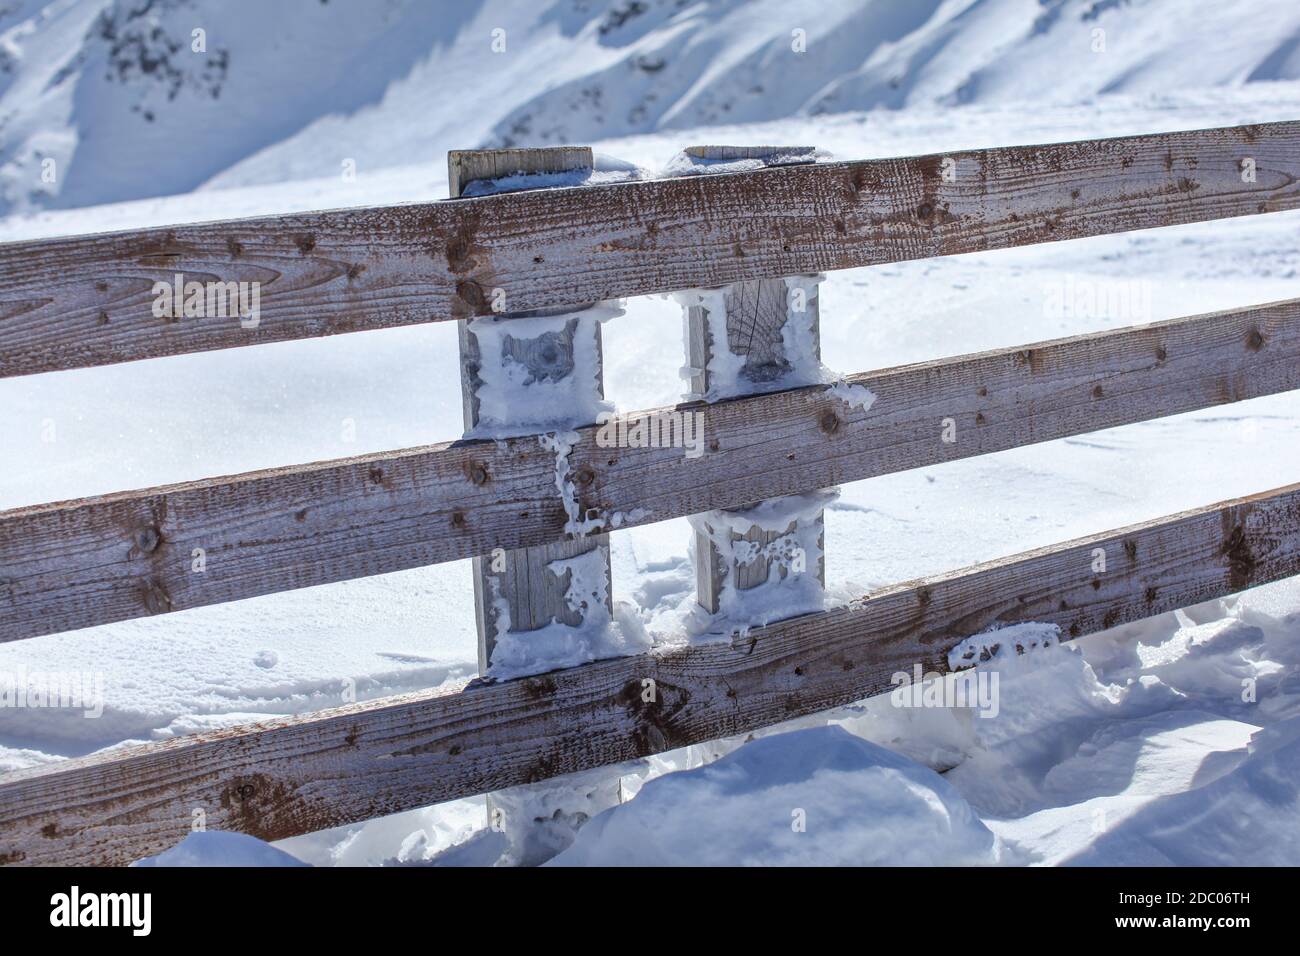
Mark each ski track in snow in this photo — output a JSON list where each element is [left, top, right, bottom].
[[2, 74, 1300, 864]]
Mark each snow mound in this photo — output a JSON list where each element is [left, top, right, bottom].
[[548, 726, 1001, 866], [1067, 715, 1300, 866], [134, 831, 309, 867]]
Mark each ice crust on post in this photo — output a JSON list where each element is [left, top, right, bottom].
[[488, 548, 651, 680], [464, 302, 621, 438], [687, 488, 839, 639]]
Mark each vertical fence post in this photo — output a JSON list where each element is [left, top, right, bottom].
[[448, 147, 614, 675], [448, 146, 627, 864], [672, 145, 835, 632]]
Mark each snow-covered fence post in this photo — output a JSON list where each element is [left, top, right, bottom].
[[448, 146, 631, 864], [671, 145, 835, 632], [448, 147, 615, 675]]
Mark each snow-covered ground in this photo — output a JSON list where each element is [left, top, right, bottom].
[[2, 0, 1299, 866]]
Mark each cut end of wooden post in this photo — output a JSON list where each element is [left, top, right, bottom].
[[683, 145, 816, 163], [448, 146, 594, 198]]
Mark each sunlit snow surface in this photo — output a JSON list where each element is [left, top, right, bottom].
[[2, 86, 1300, 865]]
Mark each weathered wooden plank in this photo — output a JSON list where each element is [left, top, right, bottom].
[[1, 122, 1297, 377], [2, 297, 1298, 642], [3, 481, 1298, 866]]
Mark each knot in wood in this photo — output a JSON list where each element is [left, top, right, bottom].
[[133, 525, 161, 554], [139, 578, 172, 614]]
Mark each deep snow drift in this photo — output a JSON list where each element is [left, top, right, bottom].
[[135, 830, 310, 868], [547, 726, 1003, 866]]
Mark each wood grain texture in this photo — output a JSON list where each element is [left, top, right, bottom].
[[683, 277, 810, 397], [1, 122, 1297, 377], [683, 145, 816, 162], [2, 298, 1298, 642], [694, 515, 823, 615], [3, 481, 1298, 866], [471, 535, 613, 672]]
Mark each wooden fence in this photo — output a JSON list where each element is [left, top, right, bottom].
[[1, 121, 1299, 865]]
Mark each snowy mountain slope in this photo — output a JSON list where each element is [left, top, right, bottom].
[[3, 0, 1300, 215]]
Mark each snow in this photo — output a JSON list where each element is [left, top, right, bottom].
[[778, 274, 828, 383], [659, 146, 823, 178], [1063, 714, 1300, 866], [8, 0, 1300, 217], [537, 430, 615, 537], [548, 726, 1003, 867], [487, 549, 652, 681], [488, 763, 635, 866], [466, 302, 619, 437], [686, 490, 838, 638], [827, 380, 878, 414], [1, 0, 1299, 867], [896, 585, 1300, 865], [134, 831, 309, 868], [948, 621, 1062, 669]]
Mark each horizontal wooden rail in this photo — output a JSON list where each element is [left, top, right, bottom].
[[3, 480, 1298, 866], [2, 297, 1298, 642], [1, 121, 1297, 378]]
